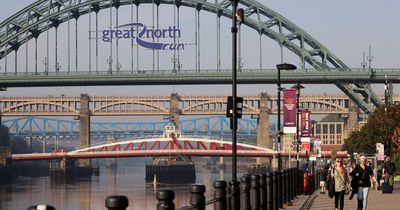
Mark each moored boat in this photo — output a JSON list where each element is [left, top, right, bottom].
[[145, 125, 196, 184]]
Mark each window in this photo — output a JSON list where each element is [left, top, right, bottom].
[[316, 124, 321, 134], [330, 139, 335, 144], [323, 124, 328, 133], [330, 124, 335, 134], [337, 140, 342, 144], [337, 124, 342, 133]]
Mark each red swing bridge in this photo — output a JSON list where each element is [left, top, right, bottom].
[[11, 136, 346, 161]]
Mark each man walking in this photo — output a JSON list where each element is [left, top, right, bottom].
[[382, 157, 396, 190]]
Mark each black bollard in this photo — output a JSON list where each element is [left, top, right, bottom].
[[251, 174, 260, 210], [286, 169, 292, 206], [292, 169, 296, 199], [287, 169, 291, 202], [289, 168, 294, 201], [281, 170, 286, 205], [277, 171, 283, 209], [266, 172, 273, 210], [26, 205, 56, 210], [272, 172, 278, 210], [240, 175, 251, 210], [105, 195, 129, 210], [295, 169, 302, 195], [229, 180, 240, 210], [214, 180, 227, 210], [259, 174, 267, 210], [157, 190, 175, 210], [190, 185, 206, 210]]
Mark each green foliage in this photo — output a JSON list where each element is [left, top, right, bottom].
[[394, 153, 400, 175], [344, 104, 400, 155]]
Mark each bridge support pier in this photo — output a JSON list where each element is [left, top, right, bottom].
[[345, 100, 358, 138], [79, 94, 91, 167], [170, 93, 180, 127], [105, 137, 117, 169], [257, 93, 270, 165]]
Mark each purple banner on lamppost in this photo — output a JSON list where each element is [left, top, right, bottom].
[[283, 88, 297, 133], [300, 109, 311, 137]]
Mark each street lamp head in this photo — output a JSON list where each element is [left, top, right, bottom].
[[291, 83, 305, 90], [236, 8, 244, 23], [276, 63, 297, 71]]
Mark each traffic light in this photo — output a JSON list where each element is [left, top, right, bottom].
[[384, 140, 391, 156], [226, 96, 243, 118]]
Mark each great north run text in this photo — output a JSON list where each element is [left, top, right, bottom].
[[101, 23, 184, 50]]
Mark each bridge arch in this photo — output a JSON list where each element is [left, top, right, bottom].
[[69, 137, 276, 154], [0, 0, 379, 113], [181, 100, 258, 114], [2, 101, 78, 115], [92, 100, 168, 114]]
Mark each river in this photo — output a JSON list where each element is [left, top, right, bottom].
[[0, 157, 251, 210]]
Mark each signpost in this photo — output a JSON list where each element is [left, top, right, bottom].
[[376, 143, 385, 161]]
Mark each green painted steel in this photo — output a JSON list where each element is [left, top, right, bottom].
[[0, 0, 385, 113], [0, 68, 398, 87]]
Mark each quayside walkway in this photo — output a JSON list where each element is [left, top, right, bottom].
[[287, 183, 400, 210]]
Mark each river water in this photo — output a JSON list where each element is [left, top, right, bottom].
[[0, 158, 250, 210]]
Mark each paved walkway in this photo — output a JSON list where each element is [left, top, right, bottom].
[[285, 183, 400, 210]]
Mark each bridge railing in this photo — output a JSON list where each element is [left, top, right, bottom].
[[25, 168, 314, 210]]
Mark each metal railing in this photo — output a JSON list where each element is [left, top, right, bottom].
[[26, 168, 318, 210]]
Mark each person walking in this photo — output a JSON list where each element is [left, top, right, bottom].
[[331, 156, 349, 210], [382, 157, 396, 189], [350, 156, 377, 210], [319, 165, 328, 194]]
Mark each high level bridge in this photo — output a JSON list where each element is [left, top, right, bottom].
[[1, 93, 399, 149]]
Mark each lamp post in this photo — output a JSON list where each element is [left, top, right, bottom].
[[291, 83, 304, 169], [276, 63, 297, 171], [229, 0, 244, 182], [308, 120, 316, 171], [229, 1, 244, 209], [384, 75, 391, 157]]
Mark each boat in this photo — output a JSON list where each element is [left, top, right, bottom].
[[145, 125, 196, 184]]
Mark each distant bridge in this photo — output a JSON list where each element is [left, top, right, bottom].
[[11, 136, 347, 160], [3, 116, 264, 140], [1, 94, 397, 116]]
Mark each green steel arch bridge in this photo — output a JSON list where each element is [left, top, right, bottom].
[[0, 0, 398, 114]]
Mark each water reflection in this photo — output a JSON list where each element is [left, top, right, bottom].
[[0, 157, 250, 209]]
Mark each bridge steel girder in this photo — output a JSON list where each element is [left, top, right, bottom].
[[0, 0, 381, 113], [2, 115, 261, 140], [0, 68, 399, 87], [3, 94, 397, 117]]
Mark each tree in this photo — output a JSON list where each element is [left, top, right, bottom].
[[343, 104, 400, 155]]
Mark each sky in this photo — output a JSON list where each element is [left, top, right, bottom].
[[0, 0, 399, 98]]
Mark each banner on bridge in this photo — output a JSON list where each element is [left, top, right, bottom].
[[283, 89, 297, 134]]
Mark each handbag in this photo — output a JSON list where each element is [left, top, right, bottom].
[[344, 185, 351, 195]]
